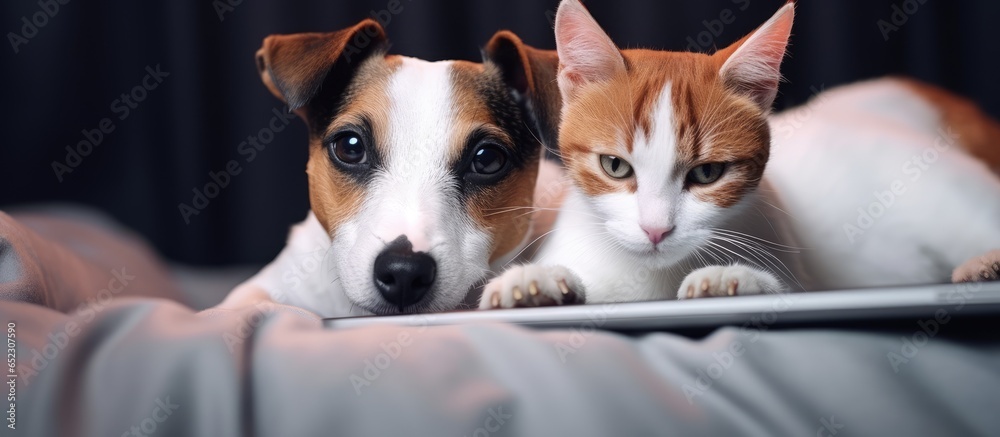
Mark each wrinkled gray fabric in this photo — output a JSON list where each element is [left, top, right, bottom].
[[6, 300, 999, 436], [3, 210, 1000, 436]]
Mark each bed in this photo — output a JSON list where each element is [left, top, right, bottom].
[[3, 208, 999, 436]]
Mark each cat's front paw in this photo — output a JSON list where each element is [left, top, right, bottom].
[[952, 250, 1000, 283], [479, 264, 585, 309], [677, 265, 785, 299]]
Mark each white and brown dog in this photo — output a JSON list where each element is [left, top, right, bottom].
[[221, 20, 562, 317]]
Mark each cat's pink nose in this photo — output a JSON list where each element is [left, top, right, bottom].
[[642, 226, 673, 245]]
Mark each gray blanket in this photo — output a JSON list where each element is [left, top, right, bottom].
[[3, 210, 999, 436]]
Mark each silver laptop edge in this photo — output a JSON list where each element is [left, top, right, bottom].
[[324, 282, 1000, 331]]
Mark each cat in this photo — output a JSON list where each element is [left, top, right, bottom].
[[479, 0, 1000, 309]]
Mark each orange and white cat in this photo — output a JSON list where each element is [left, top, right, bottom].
[[480, 0, 1000, 308]]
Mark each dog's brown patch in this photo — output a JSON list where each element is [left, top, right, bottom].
[[450, 61, 541, 262], [306, 140, 366, 233], [325, 55, 402, 155], [448, 61, 512, 161], [309, 55, 401, 234], [473, 178, 538, 264]]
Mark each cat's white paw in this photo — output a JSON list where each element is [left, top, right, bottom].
[[677, 265, 785, 299], [479, 264, 585, 310]]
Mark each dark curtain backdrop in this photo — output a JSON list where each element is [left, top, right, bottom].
[[2, 0, 998, 266]]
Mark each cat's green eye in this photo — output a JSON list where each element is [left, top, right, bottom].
[[600, 155, 634, 179], [687, 163, 726, 185]]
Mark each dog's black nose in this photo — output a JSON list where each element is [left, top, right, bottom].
[[373, 236, 436, 310]]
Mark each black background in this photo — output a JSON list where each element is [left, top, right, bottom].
[[2, 0, 997, 266]]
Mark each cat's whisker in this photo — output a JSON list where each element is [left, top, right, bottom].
[[489, 203, 607, 221], [711, 235, 806, 290], [707, 241, 756, 268], [711, 236, 783, 277], [509, 210, 544, 221], [721, 238, 799, 272], [692, 248, 711, 270], [510, 208, 601, 223], [704, 242, 734, 265], [502, 227, 564, 268], [701, 238, 732, 265], [710, 228, 803, 252], [522, 119, 562, 159], [482, 205, 539, 213], [758, 199, 797, 219], [482, 206, 609, 223]]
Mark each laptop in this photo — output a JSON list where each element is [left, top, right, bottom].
[[324, 281, 1000, 332]]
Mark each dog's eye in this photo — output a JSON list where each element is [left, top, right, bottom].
[[330, 134, 366, 165], [687, 163, 726, 185], [600, 155, 633, 179], [470, 144, 507, 175]]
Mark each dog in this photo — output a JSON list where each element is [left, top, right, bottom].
[[219, 20, 562, 317]]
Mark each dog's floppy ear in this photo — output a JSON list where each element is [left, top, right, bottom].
[[484, 31, 562, 152], [256, 19, 388, 112]]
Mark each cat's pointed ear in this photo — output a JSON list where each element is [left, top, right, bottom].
[[554, 0, 626, 102], [256, 19, 388, 111], [715, 2, 794, 113]]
